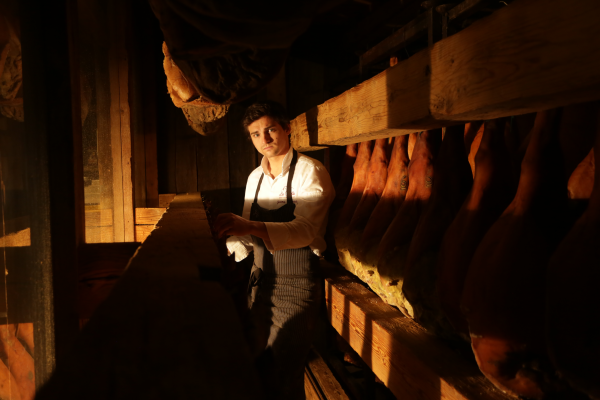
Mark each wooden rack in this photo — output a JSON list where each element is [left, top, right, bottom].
[[291, 0, 600, 150]]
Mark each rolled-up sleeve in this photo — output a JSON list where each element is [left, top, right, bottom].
[[225, 169, 261, 261], [264, 163, 335, 252]]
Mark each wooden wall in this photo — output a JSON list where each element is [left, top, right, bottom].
[[155, 57, 349, 215]]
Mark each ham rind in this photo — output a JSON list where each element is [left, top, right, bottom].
[[0, 324, 34, 400], [401, 125, 473, 325], [343, 138, 392, 274], [335, 141, 373, 271], [567, 148, 594, 200], [15, 324, 33, 357], [435, 118, 516, 339], [0, 358, 21, 400], [375, 130, 441, 307], [335, 144, 359, 206], [464, 122, 484, 177], [351, 135, 410, 289], [546, 113, 600, 400], [461, 109, 579, 399]]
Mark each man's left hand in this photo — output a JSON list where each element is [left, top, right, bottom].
[[214, 213, 255, 238]]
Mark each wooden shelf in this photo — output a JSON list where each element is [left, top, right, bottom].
[[321, 260, 512, 400], [291, 0, 600, 149]]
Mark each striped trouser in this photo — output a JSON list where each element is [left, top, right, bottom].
[[248, 245, 322, 400]]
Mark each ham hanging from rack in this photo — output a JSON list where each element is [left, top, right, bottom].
[[461, 109, 582, 399], [335, 140, 373, 271], [401, 124, 473, 326], [436, 118, 516, 339], [351, 134, 411, 288], [342, 138, 392, 273], [546, 112, 600, 400], [375, 130, 441, 307]]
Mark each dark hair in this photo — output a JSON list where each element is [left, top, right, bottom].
[[242, 100, 290, 135]]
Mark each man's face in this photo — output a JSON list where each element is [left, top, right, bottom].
[[248, 116, 291, 159]]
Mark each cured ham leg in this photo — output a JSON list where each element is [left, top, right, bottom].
[[334, 144, 359, 206], [0, 325, 34, 400], [0, 358, 21, 400], [401, 125, 473, 325], [375, 130, 441, 307], [436, 118, 516, 339], [567, 148, 594, 201], [546, 114, 600, 400], [461, 109, 577, 399], [335, 141, 373, 271], [464, 122, 484, 177], [350, 135, 410, 288], [343, 138, 392, 271]]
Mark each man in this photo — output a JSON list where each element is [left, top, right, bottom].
[[214, 101, 335, 400]]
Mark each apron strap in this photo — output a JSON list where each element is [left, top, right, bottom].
[[287, 150, 298, 205], [254, 174, 265, 204]]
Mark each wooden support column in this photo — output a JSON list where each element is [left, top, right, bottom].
[[321, 261, 511, 400], [108, 0, 135, 242], [291, 0, 600, 147]]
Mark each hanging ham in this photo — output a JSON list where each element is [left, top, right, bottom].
[[350, 134, 410, 288], [342, 138, 392, 273], [546, 113, 600, 400], [436, 118, 516, 339], [401, 125, 473, 326], [461, 109, 581, 399], [335, 140, 373, 271], [375, 130, 441, 307]]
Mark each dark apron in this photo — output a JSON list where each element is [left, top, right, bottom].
[[248, 150, 321, 400]]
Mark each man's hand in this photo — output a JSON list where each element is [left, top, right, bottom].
[[214, 213, 255, 238], [214, 212, 273, 244]]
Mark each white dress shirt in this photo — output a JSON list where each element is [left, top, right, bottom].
[[226, 149, 335, 262]]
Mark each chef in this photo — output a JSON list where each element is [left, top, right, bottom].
[[214, 101, 335, 400]]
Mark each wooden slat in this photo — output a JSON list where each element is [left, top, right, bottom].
[[85, 209, 114, 227], [158, 193, 176, 208], [321, 261, 511, 400], [0, 228, 31, 247], [291, 0, 600, 147], [134, 208, 166, 225], [306, 348, 350, 400], [134, 225, 154, 243]]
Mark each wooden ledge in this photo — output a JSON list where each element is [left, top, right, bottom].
[[291, 0, 600, 148], [321, 261, 511, 400]]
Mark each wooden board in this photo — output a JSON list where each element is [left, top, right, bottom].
[[134, 208, 166, 225], [321, 261, 511, 400], [306, 348, 350, 400], [291, 0, 600, 146], [36, 192, 261, 399], [134, 225, 154, 243], [158, 193, 176, 208]]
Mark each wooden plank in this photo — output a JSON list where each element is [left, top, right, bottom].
[[291, 0, 600, 146], [85, 209, 114, 227], [430, 0, 600, 121], [117, 0, 134, 242], [226, 102, 258, 216], [158, 193, 176, 208], [321, 261, 511, 400], [134, 225, 154, 243], [134, 207, 166, 225], [0, 228, 31, 247], [307, 348, 350, 400], [108, 0, 125, 242], [36, 193, 261, 399], [196, 117, 231, 213]]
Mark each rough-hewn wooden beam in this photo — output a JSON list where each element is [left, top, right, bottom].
[[291, 0, 600, 147], [321, 261, 511, 400]]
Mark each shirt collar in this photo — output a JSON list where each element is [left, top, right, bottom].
[[260, 148, 294, 178]]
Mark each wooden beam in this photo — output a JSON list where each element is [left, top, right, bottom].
[[134, 207, 166, 225], [291, 0, 600, 146], [306, 348, 350, 400], [321, 261, 511, 400], [37, 193, 261, 399]]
